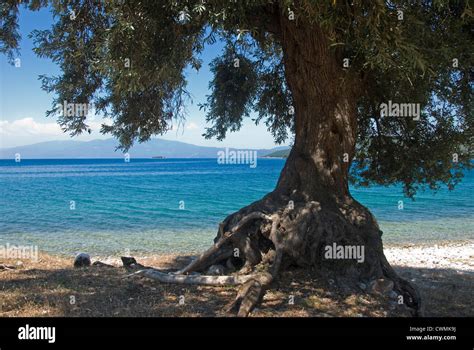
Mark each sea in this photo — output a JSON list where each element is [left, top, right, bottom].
[[0, 158, 472, 256]]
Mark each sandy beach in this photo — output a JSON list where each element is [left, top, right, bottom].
[[1, 241, 473, 317], [385, 241, 474, 273]]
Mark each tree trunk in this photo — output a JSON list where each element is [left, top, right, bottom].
[[278, 17, 357, 199], [146, 14, 422, 317], [209, 16, 422, 315], [262, 14, 380, 274]]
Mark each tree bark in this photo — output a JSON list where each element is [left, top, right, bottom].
[[277, 16, 357, 198], [208, 15, 422, 315], [138, 13, 422, 317]]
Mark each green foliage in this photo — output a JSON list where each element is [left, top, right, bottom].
[[201, 39, 293, 143], [349, 1, 473, 196], [1, 0, 472, 196], [201, 47, 258, 140]]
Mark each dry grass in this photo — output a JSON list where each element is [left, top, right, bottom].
[[0, 252, 472, 317]]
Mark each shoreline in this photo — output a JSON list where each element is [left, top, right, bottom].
[[2, 239, 472, 271], [72, 239, 474, 271], [1, 240, 472, 273]]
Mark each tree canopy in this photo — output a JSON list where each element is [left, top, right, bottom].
[[1, 0, 472, 196]]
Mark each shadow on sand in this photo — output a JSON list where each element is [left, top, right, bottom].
[[0, 256, 472, 317]]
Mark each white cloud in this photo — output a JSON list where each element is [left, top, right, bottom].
[[0, 117, 62, 135], [185, 122, 199, 130], [0, 116, 289, 150], [0, 117, 111, 148]]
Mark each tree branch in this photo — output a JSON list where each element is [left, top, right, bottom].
[[176, 211, 274, 274]]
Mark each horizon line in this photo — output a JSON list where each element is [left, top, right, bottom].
[[0, 137, 291, 151]]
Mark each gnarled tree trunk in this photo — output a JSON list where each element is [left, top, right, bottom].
[[213, 16, 421, 315], [135, 14, 422, 318]]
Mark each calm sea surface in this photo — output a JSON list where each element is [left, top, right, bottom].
[[0, 158, 472, 255]]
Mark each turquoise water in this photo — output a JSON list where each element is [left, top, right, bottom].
[[0, 158, 472, 255]]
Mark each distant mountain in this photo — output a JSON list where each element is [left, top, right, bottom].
[[0, 138, 290, 159], [263, 149, 290, 158]]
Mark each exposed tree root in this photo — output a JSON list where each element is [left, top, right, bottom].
[[125, 266, 276, 317], [122, 199, 423, 317], [122, 211, 279, 316], [225, 272, 273, 317], [226, 248, 283, 317], [380, 253, 424, 316], [125, 251, 281, 316], [129, 268, 256, 286], [176, 212, 274, 275]]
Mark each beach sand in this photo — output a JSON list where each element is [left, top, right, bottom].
[[385, 241, 474, 272], [0, 241, 472, 317]]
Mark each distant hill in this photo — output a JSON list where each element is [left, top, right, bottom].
[[263, 148, 290, 158], [0, 138, 290, 159]]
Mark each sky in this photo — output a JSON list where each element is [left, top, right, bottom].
[[0, 7, 288, 150]]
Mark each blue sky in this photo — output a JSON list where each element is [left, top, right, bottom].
[[0, 7, 287, 149]]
